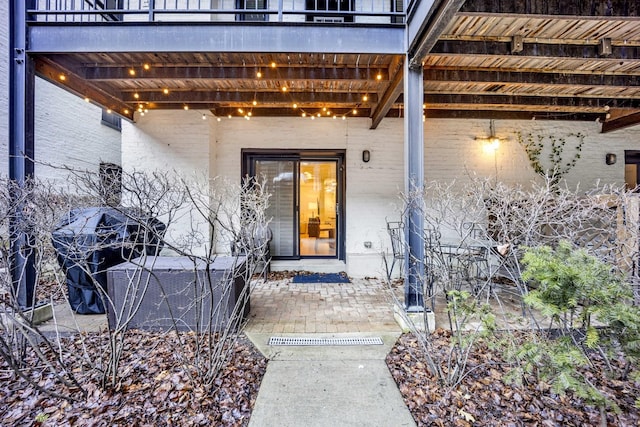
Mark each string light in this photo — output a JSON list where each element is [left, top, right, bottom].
[[271, 62, 276, 68], [59, 74, 66, 81], [252, 100, 257, 106], [202, 114, 207, 120], [217, 117, 221, 122], [228, 114, 232, 119], [143, 63, 150, 70], [84, 97, 90, 102], [129, 68, 136, 76], [362, 94, 368, 102], [163, 88, 169, 95], [134, 93, 139, 99], [124, 109, 129, 114], [376, 73, 382, 80], [282, 87, 287, 92], [238, 108, 244, 114], [293, 103, 298, 109], [256, 70, 262, 78], [353, 109, 357, 115], [302, 112, 306, 117], [106, 109, 112, 114], [183, 105, 189, 110]]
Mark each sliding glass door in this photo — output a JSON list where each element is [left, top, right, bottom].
[[243, 150, 344, 260], [254, 159, 297, 257]]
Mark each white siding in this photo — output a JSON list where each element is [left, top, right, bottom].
[[122, 113, 640, 277]]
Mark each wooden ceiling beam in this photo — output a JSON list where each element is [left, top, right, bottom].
[[424, 68, 640, 87], [83, 65, 388, 82], [431, 40, 640, 60], [424, 109, 604, 121], [420, 93, 636, 110], [124, 90, 376, 105], [459, 0, 639, 17], [370, 56, 404, 129], [180, 106, 372, 117], [602, 110, 640, 133], [35, 58, 135, 120]]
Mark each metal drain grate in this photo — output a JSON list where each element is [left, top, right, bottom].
[[268, 336, 384, 346]]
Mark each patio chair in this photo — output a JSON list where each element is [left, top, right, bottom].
[[459, 222, 492, 295], [385, 220, 405, 282], [231, 223, 272, 280]]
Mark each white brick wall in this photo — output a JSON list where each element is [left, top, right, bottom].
[[33, 81, 121, 183], [0, 1, 120, 183], [122, 110, 213, 255], [122, 112, 640, 277]]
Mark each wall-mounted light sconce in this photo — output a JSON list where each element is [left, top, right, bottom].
[[476, 120, 502, 154], [362, 150, 371, 163], [605, 153, 617, 165]]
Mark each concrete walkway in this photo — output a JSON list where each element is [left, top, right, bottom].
[[245, 278, 416, 427], [245, 332, 415, 427]]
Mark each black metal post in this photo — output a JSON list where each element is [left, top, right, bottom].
[[403, 59, 425, 312], [9, 0, 37, 309]]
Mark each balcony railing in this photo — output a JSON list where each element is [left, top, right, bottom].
[[29, 0, 405, 24]]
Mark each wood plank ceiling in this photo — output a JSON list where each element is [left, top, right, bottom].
[[34, 0, 640, 132]]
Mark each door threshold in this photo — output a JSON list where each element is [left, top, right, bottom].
[[271, 259, 346, 274]]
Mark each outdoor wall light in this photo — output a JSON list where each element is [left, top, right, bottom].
[[362, 150, 371, 163], [605, 153, 617, 165]]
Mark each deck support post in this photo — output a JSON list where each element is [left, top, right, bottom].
[[9, 1, 37, 309], [403, 59, 425, 312]]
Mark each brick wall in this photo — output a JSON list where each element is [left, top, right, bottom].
[[122, 112, 639, 277], [0, 0, 120, 183]]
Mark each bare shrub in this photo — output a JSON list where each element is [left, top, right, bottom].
[[388, 175, 640, 391]]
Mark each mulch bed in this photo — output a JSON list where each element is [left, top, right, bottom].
[[386, 331, 640, 426], [0, 332, 266, 426]]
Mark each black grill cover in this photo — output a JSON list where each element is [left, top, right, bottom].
[[52, 207, 165, 314]]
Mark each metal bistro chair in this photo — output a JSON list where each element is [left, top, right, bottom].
[[385, 220, 405, 282], [458, 222, 492, 295]]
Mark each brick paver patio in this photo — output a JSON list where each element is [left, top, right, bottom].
[[245, 277, 402, 334]]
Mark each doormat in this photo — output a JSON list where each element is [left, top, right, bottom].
[[292, 272, 350, 283]]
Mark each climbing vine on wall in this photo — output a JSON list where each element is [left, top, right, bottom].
[[517, 131, 585, 187]]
